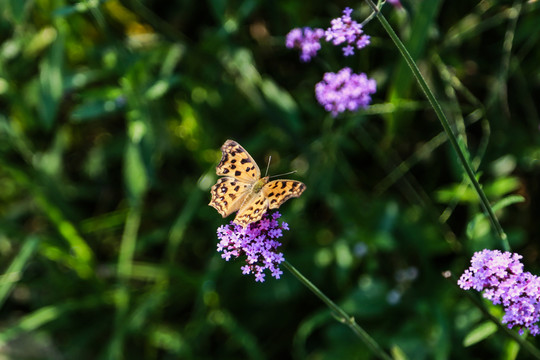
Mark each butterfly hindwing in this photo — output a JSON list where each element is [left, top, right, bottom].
[[233, 191, 269, 227], [263, 180, 306, 209]]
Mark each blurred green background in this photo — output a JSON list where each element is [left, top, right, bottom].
[[1, 0, 540, 359]]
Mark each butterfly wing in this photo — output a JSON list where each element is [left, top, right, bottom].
[[263, 180, 306, 209], [233, 191, 269, 227], [209, 177, 252, 218], [216, 140, 261, 183], [211, 140, 305, 227]]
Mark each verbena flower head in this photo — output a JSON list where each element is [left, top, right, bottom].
[[458, 249, 540, 335], [458, 249, 523, 292], [325, 7, 370, 56], [315, 67, 377, 116], [216, 212, 288, 282], [285, 27, 325, 62]]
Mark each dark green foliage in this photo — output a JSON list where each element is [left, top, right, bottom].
[[1, 0, 540, 359]]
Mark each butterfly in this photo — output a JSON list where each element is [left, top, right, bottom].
[[209, 140, 306, 228]]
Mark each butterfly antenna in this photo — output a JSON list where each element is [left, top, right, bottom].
[[269, 170, 297, 179], [265, 155, 272, 177]]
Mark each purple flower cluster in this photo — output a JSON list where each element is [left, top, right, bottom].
[[285, 27, 325, 62], [285, 8, 377, 116], [285, 8, 370, 60], [216, 212, 288, 282], [325, 7, 370, 56], [458, 249, 540, 335], [315, 67, 377, 117]]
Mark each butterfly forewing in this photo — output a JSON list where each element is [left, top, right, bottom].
[[216, 140, 261, 183], [263, 180, 306, 209]]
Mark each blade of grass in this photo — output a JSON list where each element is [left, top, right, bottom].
[[366, 0, 509, 251], [485, 0, 522, 112], [1, 162, 94, 277], [108, 204, 142, 359], [0, 236, 39, 310], [0, 295, 104, 343], [166, 184, 204, 263]]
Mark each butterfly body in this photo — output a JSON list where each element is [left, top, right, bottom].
[[252, 176, 269, 193], [209, 140, 306, 227]]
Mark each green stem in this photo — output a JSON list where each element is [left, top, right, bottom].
[[117, 204, 143, 281], [365, 0, 509, 251], [108, 204, 143, 359], [283, 261, 392, 360]]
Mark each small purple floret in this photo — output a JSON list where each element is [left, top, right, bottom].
[[216, 212, 289, 282], [285, 27, 325, 62], [325, 7, 371, 56], [315, 67, 377, 117], [458, 249, 540, 336]]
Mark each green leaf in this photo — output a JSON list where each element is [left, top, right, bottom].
[[149, 325, 189, 355], [502, 338, 521, 360], [492, 195, 526, 212], [466, 214, 490, 241], [2, 0, 31, 23], [467, 194, 525, 239], [70, 98, 124, 122], [52, 0, 108, 17], [485, 177, 521, 199], [124, 142, 148, 203], [144, 75, 181, 100], [0, 305, 65, 343], [390, 345, 410, 360], [38, 29, 65, 130], [463, 321, 498, 347]]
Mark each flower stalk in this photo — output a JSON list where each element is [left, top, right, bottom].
[[283, 261, 392, 360], [365, 0, 509, 251]]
